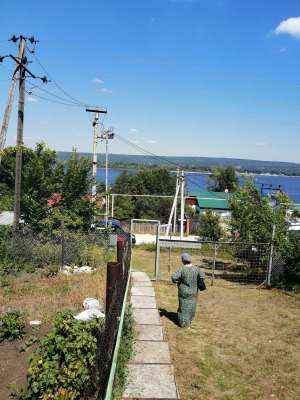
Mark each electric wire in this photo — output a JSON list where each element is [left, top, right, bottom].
[[26, 45, 87, 107], [25, 89, 83, 107], [26, 82, 86, 106], [114, 133, 206, 192]]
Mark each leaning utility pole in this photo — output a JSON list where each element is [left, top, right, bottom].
[[166, 169, 180, 237], [0, 40, 26, 159], [13, 36, 26, 230], [0, 35, 48, 229]]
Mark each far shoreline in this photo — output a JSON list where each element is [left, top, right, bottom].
[[96, 166, 300, 178]]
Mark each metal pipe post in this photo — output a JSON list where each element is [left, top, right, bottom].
[[155, 223, 161, 280], [266, 224, 276, 288], [211, 243, 217, 286], [180, 171, 185, 240]]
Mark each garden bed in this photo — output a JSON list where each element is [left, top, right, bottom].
[[0, 270, 105, 399]]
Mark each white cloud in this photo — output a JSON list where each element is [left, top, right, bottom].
[[101, 88, 113, 93], [129, 128, 138, 132], [273, 16, 300, 40], [27, 96, 38, 103], [255, 141, 266, 147], [132, 140, 139, 144], [145, 139, 157, 144], [91, 78, 104, 84]]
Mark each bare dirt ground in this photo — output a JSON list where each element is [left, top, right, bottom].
[[0, 270, 105, 399], [133, 248, 300, 400]]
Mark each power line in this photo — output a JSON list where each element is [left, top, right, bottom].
[[27, 82, 84, 106], [26, 45, 87, 107], [25, 90, 83, 107], [114, 133, 205, 192]]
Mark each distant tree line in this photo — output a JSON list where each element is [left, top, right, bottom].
[[1, 144, 299, 291]]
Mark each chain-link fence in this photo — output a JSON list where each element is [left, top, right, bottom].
[[100, 237, 132, 399], [156, 238, 271, 287], [0, 228, 120, 272]]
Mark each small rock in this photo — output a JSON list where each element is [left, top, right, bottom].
[[29, 320, 42, 326]]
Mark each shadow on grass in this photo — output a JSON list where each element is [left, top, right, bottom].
[[159, 308, 180, 327]]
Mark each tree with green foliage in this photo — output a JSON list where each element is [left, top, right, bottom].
[[0, 144, 62, 222], [112, 168, 176, 222], [0, 144, 96, 231], [279, 233, 300, 292], [208, 166, 239, 192], [197, 210, 224, 241], [230, 180, 291, 249], [230, 180, 273, 243]]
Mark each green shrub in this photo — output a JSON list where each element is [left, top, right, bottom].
[[17, 310, 104, 400], [277, 233, 300, 292], [137, 243, 156, 252], [40, 264, 60, 278], [0, 310, 26, 342]]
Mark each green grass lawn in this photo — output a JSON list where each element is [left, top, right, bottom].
[[133, 248, 300, 400]]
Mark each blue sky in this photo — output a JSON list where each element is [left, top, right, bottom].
[[1, 0, 300, 162]]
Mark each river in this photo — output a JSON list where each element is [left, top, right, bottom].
[[96, 168, 300, 204]]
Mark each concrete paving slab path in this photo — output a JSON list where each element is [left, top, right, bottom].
[[123, 365, 178, 399], [122, 271, 179, 399], [133, 308, 161, 325], [132, 341, 171, 364], [133, 281, 153, 287], [135, 325, 164, 341], [131, 295, 157, 309], [131, 271, 151, 282], [131, 286, 155, 296]]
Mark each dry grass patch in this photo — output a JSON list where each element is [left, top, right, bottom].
[[0, 270, 105, 321], [132, 248, 300, 400]]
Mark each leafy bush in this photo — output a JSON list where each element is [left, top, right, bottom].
[[137, 243, 156, 252], [0, 310, 26, 342], [40, 264, 60, 278], [277, 233, 300, 292], [196, 211, 224, 241], [17, 310, 104, 400]]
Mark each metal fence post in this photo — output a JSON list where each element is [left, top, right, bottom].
[[61, 218, 65, 270], [130, 219, 133, 269], [266, 224, 276, 288], [211, 243, 217, 286], [155, 223, 160, 280]]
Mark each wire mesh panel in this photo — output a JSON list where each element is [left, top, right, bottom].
[[269, 251, 285, 285], [130, 219, 160, 280], [1, 228, 116, 272], [131, 218, 160, 234], [157, 238, 270, 287]]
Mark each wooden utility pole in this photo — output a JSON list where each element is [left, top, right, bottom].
[[0, 39, 26, 160], [13, 37, 26, 230]]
